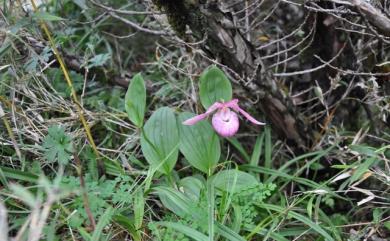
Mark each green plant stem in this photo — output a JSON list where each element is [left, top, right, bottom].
[[167, 172, 175, 188], [207, 179, 215, 241]]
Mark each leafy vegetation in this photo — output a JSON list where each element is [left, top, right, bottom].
[[1, 0, 390, 241]]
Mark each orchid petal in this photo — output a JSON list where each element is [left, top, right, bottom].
[[231, 103, 265, 125], [182, 102, 222, 125], [212, 109, 239, 137]]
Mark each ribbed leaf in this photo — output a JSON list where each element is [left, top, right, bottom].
[[178, 112, 220, 175], [216, 222, 246, 241], [113, 214, 141, 241], [0, 166, 38, 183], [125, 73, 146, 128], [212, 170, 258, 194], [199, 66, 232, 108], [141, 107, 179, 174], [179, 176, 204, 201], [153, 186, 202, 219], [156, 222, 209, 241]]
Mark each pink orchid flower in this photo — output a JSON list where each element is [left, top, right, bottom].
[[183, 99, 265, 137]]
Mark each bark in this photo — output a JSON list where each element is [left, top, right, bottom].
[[153, 0, 311, 150]]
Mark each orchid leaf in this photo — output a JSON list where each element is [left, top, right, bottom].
[[212, 169, 258, 194], [125, 73, 146, 128], [178, 112, 220, 175], [199, 66, 232, 108], [141, 107, 179, 174]]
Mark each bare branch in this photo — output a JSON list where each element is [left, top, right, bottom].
[[108, 12, 168, 36], [345, 0, 390, 36], [273, 44, 346, 77], [89, 0, 158, 15]]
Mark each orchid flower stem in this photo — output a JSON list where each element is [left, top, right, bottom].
[[207, 178, 215, 241], [167, 173, 175, 188]]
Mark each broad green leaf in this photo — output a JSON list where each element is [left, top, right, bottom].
[[155, 222, 209, 241], [32, 12, 65, 21], [141, 107, 179, 174], [212, 169, 258, 194], [178, 112, 220, 175], [153, 186, 202, 219], [154, 186, 208, 232], [199, 66, 232, 108], [125, 73, 146, 127], [179, 176, 204, 201]]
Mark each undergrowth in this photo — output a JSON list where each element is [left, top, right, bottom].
[[0, 1, 389, 241]]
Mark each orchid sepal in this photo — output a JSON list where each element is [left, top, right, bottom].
[[182, 102, 222, 125]]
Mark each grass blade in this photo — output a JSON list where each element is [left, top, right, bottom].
[[215, 222, 245, 241], [250, 133, 265, 166], [91, 207, 114, 241], [258, 203, 334, 241], [156, 221, 209, 241]]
